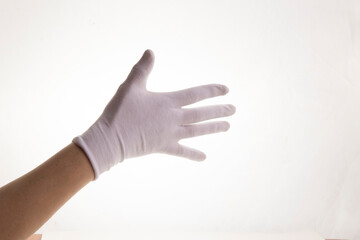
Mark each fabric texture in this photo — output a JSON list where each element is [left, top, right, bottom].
[[73, 50, 236, 179]]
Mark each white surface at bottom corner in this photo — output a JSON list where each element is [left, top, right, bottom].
[[43, 231, 324, 240]]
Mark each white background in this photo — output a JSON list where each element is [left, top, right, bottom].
[[0, 0, 359, 239]]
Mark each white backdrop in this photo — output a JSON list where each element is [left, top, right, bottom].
[[0, 0, 359, 239]]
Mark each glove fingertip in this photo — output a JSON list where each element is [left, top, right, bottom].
[[144, 49, 154, 58], [141, 49, 155, 65], [197, 153, 207, 161]]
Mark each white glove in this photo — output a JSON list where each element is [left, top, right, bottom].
[[73, 49, 236, 180]]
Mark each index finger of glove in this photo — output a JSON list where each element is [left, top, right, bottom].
[[167, 84, 229, 107]]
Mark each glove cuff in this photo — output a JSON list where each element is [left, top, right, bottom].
[[72, 121, 125, 180], [73, 135, 101, 180]]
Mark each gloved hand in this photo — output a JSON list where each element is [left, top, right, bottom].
[[73, 49, 236, 180]]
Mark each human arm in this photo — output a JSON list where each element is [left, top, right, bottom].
[[0, 49, 235, 240], [0, 143, 94, 240]]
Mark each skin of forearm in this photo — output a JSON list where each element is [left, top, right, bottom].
[[0, 143, 94, 240]]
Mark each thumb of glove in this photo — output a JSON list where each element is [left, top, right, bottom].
[[125, 49, 154, 89]]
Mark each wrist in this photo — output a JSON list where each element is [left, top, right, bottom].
[[73, 120, 125, 180]]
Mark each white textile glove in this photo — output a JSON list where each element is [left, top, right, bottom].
[[73, 49, 236, 180]]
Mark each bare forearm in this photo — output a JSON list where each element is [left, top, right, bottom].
[[0, 143, 94, 240], [0, 49, 235, 240]]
